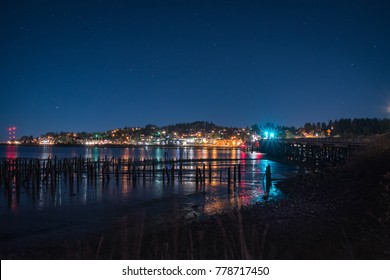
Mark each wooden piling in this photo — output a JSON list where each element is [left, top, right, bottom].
[[132, 164, 136, 182], [142, 161, 146, 181], [233, 165, 236, 184], [265, 164, 271, 191], [171, 162, 175, 182], [208, 163, 212, 182], [165, 167, 170, 183], [202, 164, 206, 182]]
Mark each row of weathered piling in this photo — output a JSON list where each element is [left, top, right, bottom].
[[0, 157, 244, 191]]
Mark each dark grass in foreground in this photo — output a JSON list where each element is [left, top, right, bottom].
[[2, 137, 390, 259]]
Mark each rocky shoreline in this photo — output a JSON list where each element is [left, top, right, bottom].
[[134, 147, 390, 260], [1, 147, 389, 259]]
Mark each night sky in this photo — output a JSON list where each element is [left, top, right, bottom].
[[1, 0, 390, 140]]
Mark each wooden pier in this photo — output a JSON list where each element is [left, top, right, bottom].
[[258, 137, 372, 164]]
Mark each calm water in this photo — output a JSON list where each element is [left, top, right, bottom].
[[0, 145, 298, 246]]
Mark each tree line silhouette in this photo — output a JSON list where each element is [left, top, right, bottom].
[[302, 118, 390, 137]]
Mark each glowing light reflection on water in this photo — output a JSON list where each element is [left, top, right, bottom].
[[0, 145, 298, 244]]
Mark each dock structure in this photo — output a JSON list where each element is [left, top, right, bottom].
[[283, 136, 374, 148], [259, 136, 373, 164]]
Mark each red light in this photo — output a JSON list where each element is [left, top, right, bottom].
[[8, 126, 16, 141]]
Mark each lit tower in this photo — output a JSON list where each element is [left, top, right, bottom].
[[8, 126, 16, 141]]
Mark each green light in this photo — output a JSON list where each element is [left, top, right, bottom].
[[264, 131, 276, 139]]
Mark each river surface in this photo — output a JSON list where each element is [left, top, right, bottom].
[[0, 145, 299, 247]]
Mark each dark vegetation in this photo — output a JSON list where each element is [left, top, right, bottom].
[[302, 118, 390, 136]]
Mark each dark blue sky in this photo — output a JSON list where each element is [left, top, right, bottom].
[[1, 0, 390, 139]]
